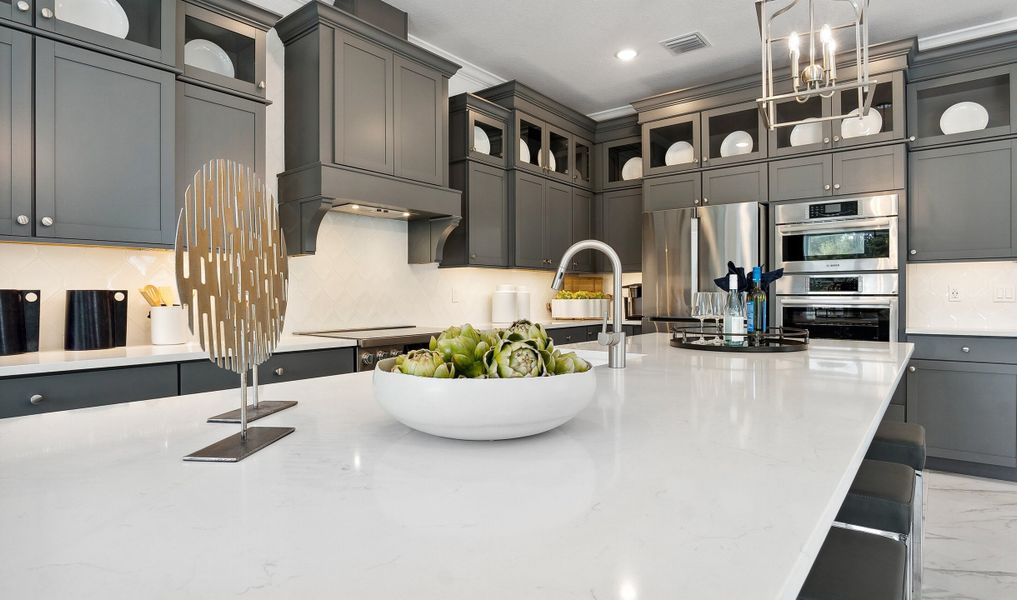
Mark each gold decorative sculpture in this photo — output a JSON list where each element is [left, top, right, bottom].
[[177, 160, 295, 462]]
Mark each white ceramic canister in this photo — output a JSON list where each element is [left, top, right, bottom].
[[491, 284, 517, 326], [515, 286, 531, 321], [150, 306, 190, 345]]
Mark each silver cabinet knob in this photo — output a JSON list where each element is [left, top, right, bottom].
[[833, 184, 841, 190], [910, 249, 917, 255], [702, 197, 709, 204], [16, 215, 29, 225], [16, 1, 30, 12], [693, 198, 700, 205], [693, 156, 699, 164], [470, 253, 477, 259], [702, 156, 709, 162], [30, 394, 44, 405], [40, 7, 53, 18], [361, 352, 375, 366], [908, 366, 916, 373], [823, 137, 830, 144], [961, 346, 971, 353], [909, 136, 917, 142], [40, 216, 54, 227], [258, 81, 266, 90], [824, 184, 831, 190], [833, 135, 841, 142], [274, 367, 285, 376]]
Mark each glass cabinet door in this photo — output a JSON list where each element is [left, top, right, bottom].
[[642, 113, 700, 176], [833, 71, 905, 147], [572, 136, 592, 188], [767, 95, 833, 157], [0, 0, 33, 26], [602, 138, 642, 190], [36, 0, 174, 64], [515, 113, 545, 174], [468, 111, 506, 166], [701, 101, 765, 167], [908, 65, 1014, 148], [181, 3, 266, 98], [545, 125, 571, 182]]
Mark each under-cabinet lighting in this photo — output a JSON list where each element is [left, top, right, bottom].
[[401, 212, 411, 217], [615, 48, 638, 61], [351, 204, 361, 210]]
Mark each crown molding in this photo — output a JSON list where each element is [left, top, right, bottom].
[[408, 35, 506, 92], [586, 104, 636, 122], [919, 17, 1017, 51]]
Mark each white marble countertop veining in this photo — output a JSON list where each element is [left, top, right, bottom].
[[0, 333, 912, 600], [0, 335, 358, 378], [906, 327, 1017, 338]]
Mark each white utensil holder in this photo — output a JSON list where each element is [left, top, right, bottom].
[[150, 306, 189, 345]]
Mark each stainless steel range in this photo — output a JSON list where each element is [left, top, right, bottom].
[[775, 273, 899, 342], [297, 326, 442, 371]]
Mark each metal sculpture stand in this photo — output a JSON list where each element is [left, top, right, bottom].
[[206, 367, 297, 424], [176, 159, 294, 463]]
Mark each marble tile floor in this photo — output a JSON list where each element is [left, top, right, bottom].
[[923, 470, 1017, 599]]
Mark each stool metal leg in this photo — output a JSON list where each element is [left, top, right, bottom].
[[914, 470, 924, 600]]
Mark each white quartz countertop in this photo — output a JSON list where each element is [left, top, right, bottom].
[[906, 327, 1017, 338], [0, 335, 358, 378], [0, 333, 912, 600]]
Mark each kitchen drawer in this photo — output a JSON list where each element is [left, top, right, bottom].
[[909, 335, 1017, 365], [549, 326, 590, 346], [0, 364, 177, 418], [179, 347, 356, 394]]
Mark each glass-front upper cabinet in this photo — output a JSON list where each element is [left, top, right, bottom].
[[514, 112, 545, 175], [642, 113, 700, 176], [0, 0, 33, 26], [544, 125, 571, 183], [908, 64, 1015, 148], [767, 95, 833, 157], [833, 70, 905, 148], [572, 136, 592, 188], [468, 110, 506, 166], [35, 0, 175, 65], [601, 137, 642, 190], [179, 2, 267, 98], [701, 101, 766, 167]]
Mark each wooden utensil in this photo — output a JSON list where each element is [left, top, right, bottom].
[[158, 286, 176, 306], [142, 285, 164, 307], [138, 287, 160, 307]]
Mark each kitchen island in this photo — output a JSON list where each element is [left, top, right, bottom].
[[0, 333, 912, 600]]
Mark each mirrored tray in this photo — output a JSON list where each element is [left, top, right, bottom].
[[669, 325, 809, 353]]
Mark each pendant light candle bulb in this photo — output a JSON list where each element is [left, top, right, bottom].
[[788, 32, 800, 85], [828, 39, 836, 80], [819, 24, 832, 44]]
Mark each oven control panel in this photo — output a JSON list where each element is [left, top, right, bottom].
[[809, 201, 858, 219], [809, 277, 861, 293]]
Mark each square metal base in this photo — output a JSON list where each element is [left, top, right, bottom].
[[183, 426, 295, 462], [207, 401, 298, 423]]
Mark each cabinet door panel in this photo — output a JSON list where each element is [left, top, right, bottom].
[[909, 140, 1015, 260], [602, 188, 643, 272], [335, 32, 393, 174], [0, 0, 33, 25], [768, 154, 832, 202], [393, 56, 444, 185], [35, 41, 175, 245], [571, 187, 593, 272], [546, 180, 573, 269], [467, 162, 508, 266], [702, 163, 767, 205], [643, 173, 701, 211], [0, 25, 31, 237], [907, 360, 1017, 467], [833, 145, 905, 196], [0, 365, 177, 418], [512, 171, 545, 268]]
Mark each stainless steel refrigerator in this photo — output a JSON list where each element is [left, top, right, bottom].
[[642, 202, 767, 332]]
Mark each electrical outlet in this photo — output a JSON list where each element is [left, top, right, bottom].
[[451, 287, 459, 303], [948, 285, 961, 302], [994, 286, 1016, 303]]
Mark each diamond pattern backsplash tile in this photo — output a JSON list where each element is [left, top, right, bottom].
[[907, 261, 1017, 332], [0, 212, 562, 351]]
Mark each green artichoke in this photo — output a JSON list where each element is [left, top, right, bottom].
[[429, 324, 488, 378], [394, 349, 454, 378], [483, 333, 548, 378], [505, 320, 552, 351], [550, 351, 591, 375]]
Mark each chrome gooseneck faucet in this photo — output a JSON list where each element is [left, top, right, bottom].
[[551, 240, 626, 369]]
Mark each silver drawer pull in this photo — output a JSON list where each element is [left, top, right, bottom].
[[40, 7, 53, 18], [16, 1, 30, 12], [961, 346, 970, 353], [274, 367, 285, 376], [908, 366, 916, 373], [16, 215, 29, 225], [40, 216, 54, 227], [30, 394, 44, 405]]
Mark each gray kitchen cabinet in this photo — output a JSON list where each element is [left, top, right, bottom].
[[510, 171, 575, 270], [546, 179, 573, 269], [833, 145, 906, 196], [909, 139, 1017, 261], [911, 334, 1017, 365], [832, 70, 906, 148], [643, 112, 701, 176], [335, 30, 394, 175], [176, 82, 265, 220], [701, 163, 767, 205], [0, 364, 178, 418], [0, 0, 32, 26], [701, 101, 767, 167], [443, 160, 509, 267], [908, 65, 1016, 149], [36, 0, 176, 66], [572, 135, 593, 189], [571, 187, 593, 272], [599, 136, 642, 191], [34, 40, 175, 246], [767, 95, 834, 157], [449, 93, 508, 168], [180, 348, 357, 395], [0, 25, 31, 238], [394, 55, 446, 185], [178, 1, 274, 100], [907, 359, 1017, 468], [769, 154, 832, 201], [643, 172, 701, 211], [599, 187, 642, 272]]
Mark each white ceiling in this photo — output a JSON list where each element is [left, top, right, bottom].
[[257, 0, 1017, 116]]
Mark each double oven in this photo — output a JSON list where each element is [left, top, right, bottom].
[[774, 194, 900, 342]]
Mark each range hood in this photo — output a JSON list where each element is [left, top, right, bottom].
[[274, 0, 462, 263]]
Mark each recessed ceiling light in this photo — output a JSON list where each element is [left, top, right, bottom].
[[615, 48, 638, 61]]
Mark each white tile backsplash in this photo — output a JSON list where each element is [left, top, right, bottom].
[[907, 261, 1017, 332]]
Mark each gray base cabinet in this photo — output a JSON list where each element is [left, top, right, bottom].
[[179, 347, 356, 395], [444, 160, 509, 267], [34, 40, 175, 245], [598, 187, 642, 272], [0, 25, 31, 238], [909, 139, 1017, 261]]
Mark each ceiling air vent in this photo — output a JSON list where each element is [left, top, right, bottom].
[[659, 32, 710, 56]]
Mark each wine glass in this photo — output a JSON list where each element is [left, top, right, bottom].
[[691, 292, 709, 343], [709, 292, 725, 344]]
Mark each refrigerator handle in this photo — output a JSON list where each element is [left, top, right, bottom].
[[690, 216, 699, 297]]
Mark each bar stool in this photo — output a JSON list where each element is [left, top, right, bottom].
[[836, 459, 916, 600], [866, 422, 927, 600], [797, 526, 907, 600]]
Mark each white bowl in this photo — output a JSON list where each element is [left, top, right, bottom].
[[373, 357, 597, 441], [185, 39, 236, 78], [840, 107, 883, 139], [473, 126, 491, 154], [790, 119, 823, 146], [621, 156, 643, 180], [720, 130, 754, 157], [664, 141, 694, 165], [537, 149, 557, 171], [940, 101, 989, 135], [56, 0, 129, 39]]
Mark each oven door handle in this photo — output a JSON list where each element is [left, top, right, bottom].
[[776, 217, 896, 235], [778, 297, 896, 308]]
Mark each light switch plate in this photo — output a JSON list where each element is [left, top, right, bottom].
[[994, 286, 1016, 303]]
